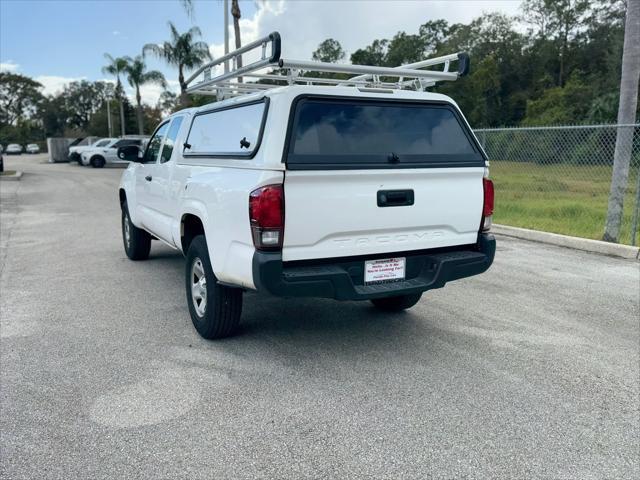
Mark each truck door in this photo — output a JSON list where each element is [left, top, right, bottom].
[[135, 121, 169, 238], [146, 115, 185, 244]]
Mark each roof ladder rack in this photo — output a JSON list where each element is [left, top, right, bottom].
[[185, 31, 469, 98]]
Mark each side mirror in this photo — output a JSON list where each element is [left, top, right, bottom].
[[117, 145, 142, 162]]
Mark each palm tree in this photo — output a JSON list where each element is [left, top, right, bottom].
[[143, 22, 211, 108], [180, 0, 194, 18], [124, 55, 167, 134], [178, 0, 242, 79], [231, 0, 243, 82], [102, 54, 129, 136]]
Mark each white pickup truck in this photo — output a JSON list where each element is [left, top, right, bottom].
[[118, 34, 495, 339]]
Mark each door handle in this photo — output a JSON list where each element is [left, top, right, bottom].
[[145, 175, 152, 182], [377, 189, 414, 207]]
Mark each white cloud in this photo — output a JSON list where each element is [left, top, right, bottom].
[[112, 30, 121, 36], [211, 0, 522, 62], [35, 75, 85, 95], [0, 61, 20, 72], [190, 0, 521, 88], [132, 79, 180, 106]]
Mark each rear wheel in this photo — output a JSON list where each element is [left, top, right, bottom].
[[185, 235, 242, 339], [370, 293, 422, 312], [90, 155, 105, 168], [121, 202, 151, 260]]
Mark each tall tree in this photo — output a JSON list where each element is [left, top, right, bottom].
[[419, 20, 450, 56], [143, 22, 211, 108], [124, 55, 167, 134], [157, 90, 178, 115], [60, 80, 108, 131], [180, 0, 194, 18], [312, 39, 345, 63], [309, 39, 346, 79], [351, 39, 388, 66], [604, 0, 640, 242], [102, 54, 129, 135], [0, 73, 43, 127], [520, 0, 590, 86], [40, 95, 67, 137], [385, 32, 425, 66]]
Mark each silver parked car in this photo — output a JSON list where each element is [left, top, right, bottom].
[[5, 144, 22, 155], [26, 143, 40, 154]]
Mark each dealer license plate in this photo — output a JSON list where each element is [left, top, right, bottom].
[[364, 257, 406, 284]]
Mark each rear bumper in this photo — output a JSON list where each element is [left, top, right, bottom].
[[252, 234, 495, 301]]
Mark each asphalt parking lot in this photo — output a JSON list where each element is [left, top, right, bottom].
[[1, 154, 639, 479]]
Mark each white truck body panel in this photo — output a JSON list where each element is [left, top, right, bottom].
[[119, 85, 488, 290], [282, 167, 484, 261]]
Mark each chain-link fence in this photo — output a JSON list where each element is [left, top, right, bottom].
[[474, 124, 640, 246]]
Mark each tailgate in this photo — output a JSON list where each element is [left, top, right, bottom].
[[281, 95, 486, 262], [283, 168, 484, 261]]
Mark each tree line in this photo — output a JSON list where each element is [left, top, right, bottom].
[[314, 0, 635, 128], [0, 0, 636, 148]]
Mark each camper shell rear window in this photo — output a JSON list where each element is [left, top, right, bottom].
[[284, 96, 485, 170]]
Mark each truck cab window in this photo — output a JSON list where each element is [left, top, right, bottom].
[[144, 123, 169, 163], [160, 117, 184, 163]]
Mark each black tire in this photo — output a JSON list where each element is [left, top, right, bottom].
[[370, 293, 423, 312], [90, 155, 105, 168], [121, 202, 151, 260], [185, 235, 242, 339]]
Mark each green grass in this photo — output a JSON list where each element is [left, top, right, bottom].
[[491, 161, 639, 245], [0, 170, 17, 176]]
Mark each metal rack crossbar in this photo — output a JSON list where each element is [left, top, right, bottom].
[[185, 31, 469, 98]]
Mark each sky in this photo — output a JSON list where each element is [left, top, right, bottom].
[[0, 0, 522, 106]]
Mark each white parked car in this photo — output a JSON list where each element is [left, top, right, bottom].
[[81, 137, 147, 168], [118, 34, 495, 339], [69, 138, 114, 163], [26, 143, 40, 154], [5, 144, 22, 155]]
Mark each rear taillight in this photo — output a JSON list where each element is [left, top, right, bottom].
[[482, 178, 494, 232], [249, 184, 284, 250]]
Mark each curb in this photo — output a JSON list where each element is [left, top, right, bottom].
[[493, 224, 639, 260], [0, 171, 23, 181]]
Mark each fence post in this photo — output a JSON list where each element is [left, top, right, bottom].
[[631, 162, 640, 246]]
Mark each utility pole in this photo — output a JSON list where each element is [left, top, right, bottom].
[[119, 98, 126, 137], [224, 0, 229, 73], [106, 97, 112, 137], [231, 0, 243, 82], [630, 164, 640, 246], [604, 0, 640, 242]]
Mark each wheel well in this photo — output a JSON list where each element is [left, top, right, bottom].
[[181, 214, 205, 253], [91, 154, 105, 163]]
